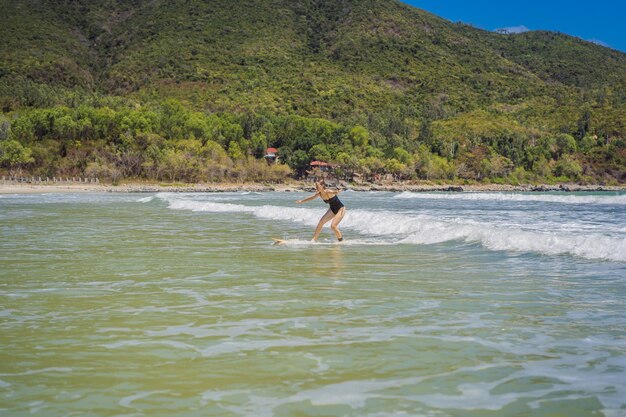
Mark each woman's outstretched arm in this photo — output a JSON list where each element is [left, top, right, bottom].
[[296, 192, 319, 204]]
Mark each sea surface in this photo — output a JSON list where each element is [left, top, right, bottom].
[[1, 190, 625, 416]]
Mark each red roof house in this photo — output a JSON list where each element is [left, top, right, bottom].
[[264, 148, 278, 164], [310, 161, 329, 167]]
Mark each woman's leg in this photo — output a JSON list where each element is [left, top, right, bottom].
[[330, 207, 345, 240], [312, 209, 335, 241]]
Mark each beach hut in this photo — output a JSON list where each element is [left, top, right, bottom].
[[307, 160, 336, 181], [264, 147, 278, 165], [310, 160, 331, 172]]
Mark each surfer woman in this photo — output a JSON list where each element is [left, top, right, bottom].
[[296, 179, 346, 242]]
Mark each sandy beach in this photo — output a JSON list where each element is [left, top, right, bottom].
[[0, 182, 298, 194], [1, 181, 624, 194]]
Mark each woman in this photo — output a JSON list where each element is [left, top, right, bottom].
[[296, 180, 346, 242]]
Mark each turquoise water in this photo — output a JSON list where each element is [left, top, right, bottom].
[[1, 191, 625, 416]]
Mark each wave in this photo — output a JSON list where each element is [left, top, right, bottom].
[[155, 194, 626, 262], [342, 211, 626, 261], [394, 191, 626, 205]]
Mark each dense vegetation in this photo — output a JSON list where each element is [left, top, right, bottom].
[[1, 0, 624, 184]]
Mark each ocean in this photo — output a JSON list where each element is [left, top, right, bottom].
[[1, 190, 625, 416]]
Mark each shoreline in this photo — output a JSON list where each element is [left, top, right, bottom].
[[1, 181, 625, 194]]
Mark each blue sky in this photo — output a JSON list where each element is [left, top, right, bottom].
[[401, 0, 626, 52]]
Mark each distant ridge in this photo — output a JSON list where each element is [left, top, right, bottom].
[[1, 0, 625, 112]]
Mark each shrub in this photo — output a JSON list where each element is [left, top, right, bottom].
[[553, 155, 582, 179]]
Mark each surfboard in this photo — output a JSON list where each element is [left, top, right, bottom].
[[272, 238, 287, 245]]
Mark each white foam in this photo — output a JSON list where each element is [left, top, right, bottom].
[[395, 191, 626, 205], [326, 209, 625, 261], [119, 390, 170, 408], [0, 367, 74, 376], [156, 194, 626, 262], [196, 357, 625, 414], [394, 218, 626, 262], [102, 340, 200, 352], [303, 352, 330, 373]]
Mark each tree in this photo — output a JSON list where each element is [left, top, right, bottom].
[[392, 147, 412, 165], [250, 132, 267, 158], [553, 155, 582, 179], [480, 154, 513, 178], [580, 134, 598, 152], [348, 126, 369, 148], [161, 149, 188, 182], [285, 149, 310, 177], [385, 158, 408, 179], [555, 133, 577, 157], [227, 141, 244, 160], [85, 160, 122, 182], [0, 116, 10, 140], [142, 143, 165, 180], [532, 155, 552, 179], [537, 135, 558, 160], [0, 140, 34, 176], [185, 112, 209, 141], [360, 156, 385, 179], [414, 144, 454, 180], [160, 99, 189, 139], [309, 144, 331, 162], [54, 115, 78, 140], [335, 151, 359, 176]]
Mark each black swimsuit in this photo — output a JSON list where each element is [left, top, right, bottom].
[[324, 195, 344, 215]]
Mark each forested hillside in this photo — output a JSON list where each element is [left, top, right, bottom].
[[1, 0, 624, 184]]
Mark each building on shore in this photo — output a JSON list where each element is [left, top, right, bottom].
[[264, 148, 278, 165]]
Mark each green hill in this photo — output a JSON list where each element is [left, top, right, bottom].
[[0, 0, 624, 183], [485, 30, 626, 90]]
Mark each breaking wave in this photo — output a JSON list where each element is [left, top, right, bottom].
[[155, 193, 626, 262], [394, 191, 626, 205]]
